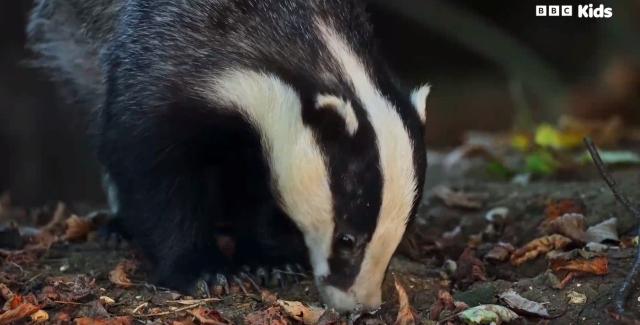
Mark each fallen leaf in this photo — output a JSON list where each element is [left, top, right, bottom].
[[546, 248, 602, 261], [551, 256, 608, 275], [109, 260, 138, 288], [585, 218, 619, 243], [30, 310, 49, 323], [64, 215, 94, 242], [544, 199, 585, 221], [585, 242, 609, 252], [433, 186, 484, 210], [316, 310, 344, 325], [539, 213, 587, 243], [0, 302, 40, 325], [42, 202, 68, 234], [620, 236, 639, 249], [276, 300, 325, 325], [558, 115, 624, 147], [454, 248, 487, 288], [99, 296, 116, 306], [394, 277, 417, 325], [579, 150, 640, 165], [0, 283, 14, 301], [484, 207, 509, 223], [188, 307, 232, 325], [429, 290, 467, 321], [73, 316, 133, 325], [458, 305, 519, 324], [173, 319, 196, 325], [498, 289, 550, 318], [534, 123, 585, 150], [484, 242, 515, 263], [260, 289, 278, 305], [566, 291, 587, 304], [511, 132, 532, 152], [511, 235, 572, 266], [245, 307, 290, 325]]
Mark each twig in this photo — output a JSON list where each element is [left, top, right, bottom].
[[134, 301, 208, 318], [584, 137, 640, 314]]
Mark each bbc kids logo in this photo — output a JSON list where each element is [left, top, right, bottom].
[[536, 4, 613, 18]]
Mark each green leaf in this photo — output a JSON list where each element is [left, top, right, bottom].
[[579, 150, 640, 165], [525, 150, 559, 175]]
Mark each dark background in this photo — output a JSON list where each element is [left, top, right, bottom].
[[1, 0, 638, 205]]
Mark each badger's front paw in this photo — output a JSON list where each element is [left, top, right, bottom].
[[254, 264, 308, 288], [192, 264, 308, 298]]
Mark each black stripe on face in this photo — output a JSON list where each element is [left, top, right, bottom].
[[301, 94, 383, 290], [370, 59, 427, 224]]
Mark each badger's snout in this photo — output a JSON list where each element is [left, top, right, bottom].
[[316, 280, 382, 312]]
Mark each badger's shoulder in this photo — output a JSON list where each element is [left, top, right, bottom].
[[28, 0, 122, 104]]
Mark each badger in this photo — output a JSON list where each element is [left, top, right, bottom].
[[28, 0, 430, 312]]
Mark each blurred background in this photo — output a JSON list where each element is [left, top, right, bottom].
[[1, 0, 639, 206]]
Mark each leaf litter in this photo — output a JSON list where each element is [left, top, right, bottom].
[[1, 127, 640, 324]]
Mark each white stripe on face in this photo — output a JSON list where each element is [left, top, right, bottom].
[[198, 70, 335, 278], [317, 21, 418, 310]]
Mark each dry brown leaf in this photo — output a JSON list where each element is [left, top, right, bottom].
[[511, 235, 572, 266], [245, 306, 290, 325], [484, 242, 515, 263], [276, 300, 325, 325], [394, 277, 417, 325], [109, 260, 138, 288], [30, 310, 49, 323], [498, 289, 550, 318], [454, 247, 487, 287], [188, 307, 232, 325], [551, 256, 608, 275], [429, 290, 467, 321], [260, 289, 278, 305], [0, 284, 14, 301], [64, 215, 94, 242], [172, 319, 196, 325], [540, 213, 587, 243], [0, 302, 40, 325], [543, 199, 585, 222], [433, 186, 484, 210], [73, 316, 133, 325], [42, 202, 69, 234]]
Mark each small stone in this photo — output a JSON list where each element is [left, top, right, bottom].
[[567, 291, 587, 304]]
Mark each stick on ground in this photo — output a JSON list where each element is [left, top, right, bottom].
[[584, 137, 640, 314]]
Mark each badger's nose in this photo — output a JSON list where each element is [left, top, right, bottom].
[[318, 283, 382, 312]]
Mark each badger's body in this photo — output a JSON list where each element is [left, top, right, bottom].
[[28, 0, 429, 311]]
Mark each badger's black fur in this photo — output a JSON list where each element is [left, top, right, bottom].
[[28, 0, 428, 311]]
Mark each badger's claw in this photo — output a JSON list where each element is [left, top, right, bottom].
[[193, 278, 211, 298], [255, 267, 269, 286], [240, 272, 262, 292], [270, 269, 286, 288], [211, 273, 230, 296], [232, 275, 249, 295]]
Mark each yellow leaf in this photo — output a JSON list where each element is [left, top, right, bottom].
[[534, 124, 585, 150], [511, 133, 531, 152]]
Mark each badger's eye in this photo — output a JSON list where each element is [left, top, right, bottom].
[[337, 233, 356, 249]]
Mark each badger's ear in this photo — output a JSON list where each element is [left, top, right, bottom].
[[316, 94, 359, 135], [410, 84, 430, 124]]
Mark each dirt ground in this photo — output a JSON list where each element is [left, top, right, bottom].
[[1, 156, 639, 324]]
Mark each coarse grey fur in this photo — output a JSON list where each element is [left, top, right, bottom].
[[27, 0, 121, 105]]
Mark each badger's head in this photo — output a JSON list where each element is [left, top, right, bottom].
[[202, 21, 429, 312]]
